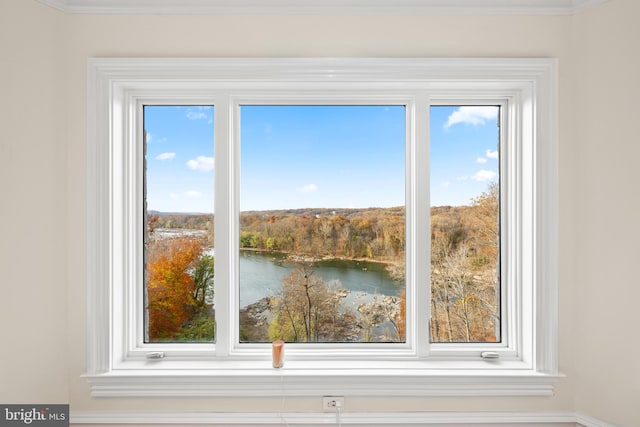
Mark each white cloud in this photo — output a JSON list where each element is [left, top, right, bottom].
[[145, 133, 152, 143], [486, 149, 499, 159], [472, 170, 498, 182], [187, 156, 215, 172], [441, 181, 450, 188], [170, 193, 179, 200], [300, 183, 318, 193], [476, 157, 488, 164], [156, 152, 176, 160], [185, 190, 202, 198], [185, 106, 213, 121], [186, 110, 207, 120], [445, 106, 499, 128]]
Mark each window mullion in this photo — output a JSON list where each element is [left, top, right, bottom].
[[214, 93, 232, 357], [414, 93, 431, 357]]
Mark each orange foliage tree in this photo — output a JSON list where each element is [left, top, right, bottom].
[[146, 238, 204, 341]]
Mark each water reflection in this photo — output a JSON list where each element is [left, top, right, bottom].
[[239, 250, 402, 308]]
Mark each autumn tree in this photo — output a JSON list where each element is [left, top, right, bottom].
[[430, 184, 499, 343], [146, 237, 206, 341], [469, 182, 499, 264], [396, 291, 406, 342], [193, 254, 215, 308], [269, 264, 354, 342], [468, 183, 500, 339]]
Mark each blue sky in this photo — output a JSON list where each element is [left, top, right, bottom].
[[144, 105, 215, 213], [240, 105, 405, 211], [430, 106, 500, 206], [144, 104, 499, 213]]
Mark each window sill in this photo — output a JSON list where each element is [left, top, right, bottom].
[[85, 360, 561, 397]]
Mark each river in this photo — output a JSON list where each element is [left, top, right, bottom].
[[239, 250, 402, 308]]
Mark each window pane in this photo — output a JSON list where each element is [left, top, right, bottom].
[[239, 105, 406, 343], [143, 105, 215, 343], [430, 106, 500, 343]]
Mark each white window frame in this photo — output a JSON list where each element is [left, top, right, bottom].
[[86, 58, 559, 397]]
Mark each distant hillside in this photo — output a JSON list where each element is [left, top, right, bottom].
[[240, 206, 405, 219], [147, 212, 213, 231], [147, 206, 470, 231]]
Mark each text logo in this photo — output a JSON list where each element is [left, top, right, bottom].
[[0, 405, 68, 427]]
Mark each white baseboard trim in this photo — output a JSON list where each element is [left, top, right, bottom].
[[575, 413, 620, 427], [36, 0, 610, 16], [70, 411, 618, 426]]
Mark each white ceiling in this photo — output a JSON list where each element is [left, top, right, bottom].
[[36, 0, 609, 15]]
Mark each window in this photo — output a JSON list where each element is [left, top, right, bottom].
[[238, 105, 406, 344], [429, 105, 501, 344], [143, 105, 215, 343], [86, 58, 558, 397]]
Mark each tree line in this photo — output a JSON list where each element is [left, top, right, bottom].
[[240, 207, 405, 264]]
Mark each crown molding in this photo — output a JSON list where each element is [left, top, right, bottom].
[[36, 0, 609, 15]]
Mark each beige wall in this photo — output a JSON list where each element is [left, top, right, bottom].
[[0, 0, 637, 425], [570, 1, 640, 426], [0, 0, 69, 404]]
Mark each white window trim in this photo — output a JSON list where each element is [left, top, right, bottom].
[[86, 57, 559, 397]]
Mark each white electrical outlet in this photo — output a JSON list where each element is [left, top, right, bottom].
[[322, 396, 345, 412]]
